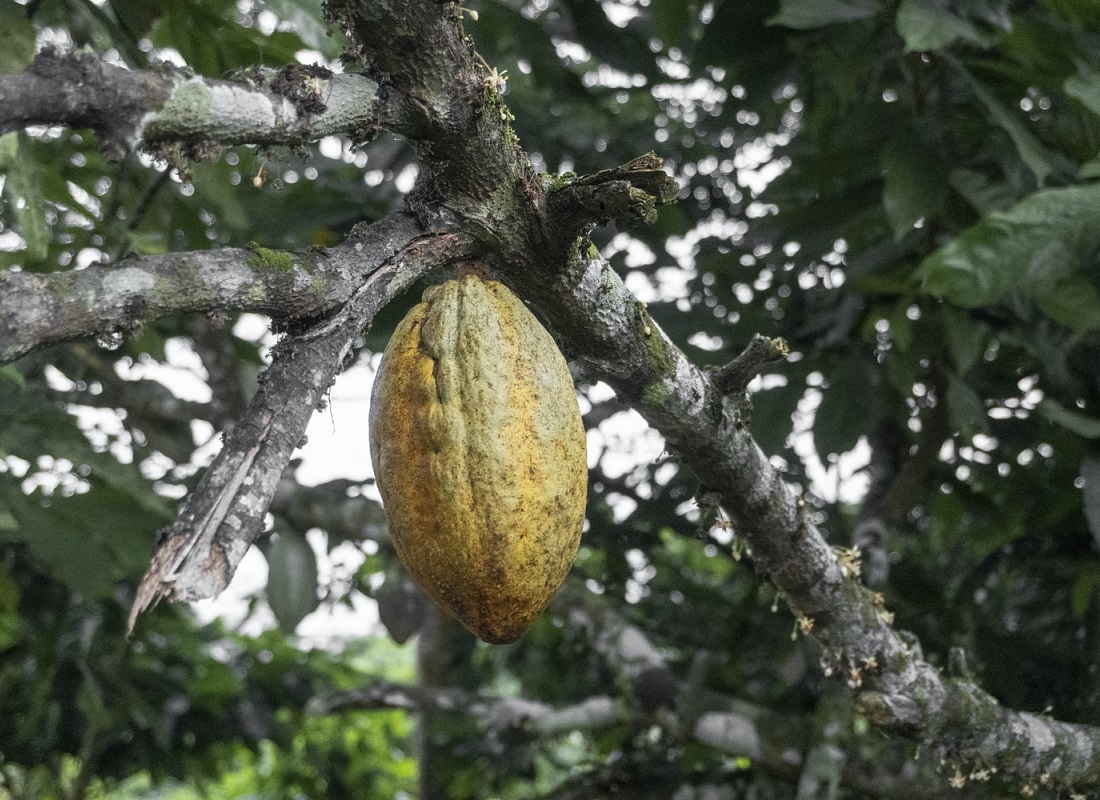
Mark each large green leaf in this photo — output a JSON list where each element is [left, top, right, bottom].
[[262, 0, 344, 59], [1064, 68, 1100, 119], [894, 0, 983, 52], [0, 4, 34, 73], [949, 167, 1016, 215], [941, 307, 987, 374], [151, 1, 306, 75], [1037, 276, 1100, 333], [814, 355, 879, 458], [917, 184, 1100, 307], [951, 59, 1061, 186], [1037, 399, 1100, 439], [881, 130, 947, 240], [1, 134, 49, 265], [0, 476, 158, 596]]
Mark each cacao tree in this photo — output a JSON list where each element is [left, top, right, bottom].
[[2, 1, 1100, 798]]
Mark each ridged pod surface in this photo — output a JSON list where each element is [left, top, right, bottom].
[[369, 274, 587, 643]]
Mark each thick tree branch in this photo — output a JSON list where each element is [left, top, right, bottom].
[[2, 240, 364, 364], [128, 214, 473, 629], [0, 50, 382, 157], [326, 0, 542, 235], [530, 248, 1100, 790]]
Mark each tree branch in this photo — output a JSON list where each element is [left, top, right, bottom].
[[312, 587, 991, 800], [127, 214, 473, 630], [0, 50, 382, 158], [2, 240, 365, 364], [530, 246, 1100, 790], [712, 334, 791, 395], [270, 474, 388, 546]]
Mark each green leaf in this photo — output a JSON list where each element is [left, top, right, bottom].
[[266, 530, 319, 633], [1064, 69, 1100, 119], [951, 59, 1060, 186], [0, 476, 160, 596], [1071, 564, 1100, 618], [151, 2, 306, 75], [1037, 276, 1100, 332], [949, 167, 1016, 214], [814, 356, 879, 458], [0, 364, 25, 389], [881, 132, 947, 240], [941, 307, 986, 374], [0, 5, 34, 73], [767, 0, 881, 29], [917, 184, 1100, 306], [2, 134, 50, 264], [652, 0, 694, 45], [967, 502, 1024, 563], [946, 375, 988, 436], [0, 562, 18, 650], [0, 132, 16, 169], [1079, 158, 1100, 180], [1037, 399, 1100, 439], [1083, 457, 1100, 551], [262, 0, 344, 58], [895, 0, 982, 52], [889, 298, 914, 351], [750, 377, 805, 456]]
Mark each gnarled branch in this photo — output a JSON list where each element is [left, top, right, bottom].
[[128, 215, 474, 629], [0, 50, 383, 158], [1, 243, 350, 364]]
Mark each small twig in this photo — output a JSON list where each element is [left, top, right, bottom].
[[712, 334, 789, 395]]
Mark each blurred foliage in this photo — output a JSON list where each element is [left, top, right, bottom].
[[2, 0, 1100, 798]]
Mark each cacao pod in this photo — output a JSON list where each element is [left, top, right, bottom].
[[369, 274, 587, 644]]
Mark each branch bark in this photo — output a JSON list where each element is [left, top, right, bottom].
[[1, 243, 357, 364], [127, 214, 473, 629], [0, 50, 382, 158]]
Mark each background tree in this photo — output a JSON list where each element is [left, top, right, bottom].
[[2, 1, 1100, 799]]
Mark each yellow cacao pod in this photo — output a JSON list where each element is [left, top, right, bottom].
[[369, 274, 587, 643]]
